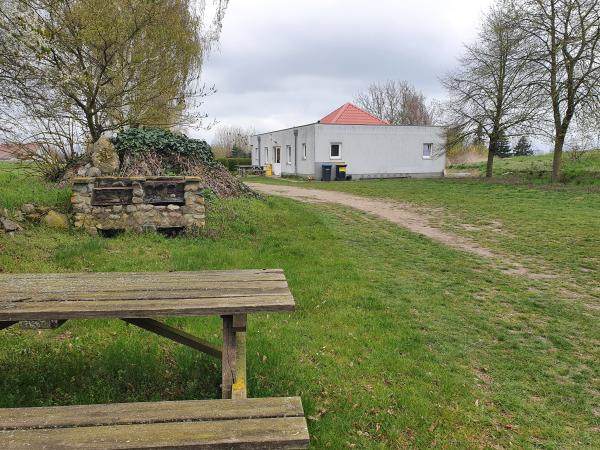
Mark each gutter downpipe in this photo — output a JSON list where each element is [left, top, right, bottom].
[[257, 136, 261, 166], [293, 129, 298, 176]]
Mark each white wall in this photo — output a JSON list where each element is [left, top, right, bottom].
[[252, 123, 446, 179], [314, 124, 446, 179], [251, 124, 315, 176]]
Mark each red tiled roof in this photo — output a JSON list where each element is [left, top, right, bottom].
[[0, 143, 40, 160], [319, 102, 388, 125]]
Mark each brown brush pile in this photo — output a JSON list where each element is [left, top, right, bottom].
[[119, 152, 257, 198]]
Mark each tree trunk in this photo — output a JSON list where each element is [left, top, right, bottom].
[[551, 134, 565, 183], [486, 143, 495, 178]]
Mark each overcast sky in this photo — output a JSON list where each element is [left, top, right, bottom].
[[193, 0, 493, 142]]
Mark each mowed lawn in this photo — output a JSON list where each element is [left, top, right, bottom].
[[248, 172, 600, 293], [0, 164, 599, 448]]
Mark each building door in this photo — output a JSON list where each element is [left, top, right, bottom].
[[273, 146, 282, 176]]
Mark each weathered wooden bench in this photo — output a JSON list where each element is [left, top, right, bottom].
[[0, 269, 309, 449], [0, 397, 308, 449]]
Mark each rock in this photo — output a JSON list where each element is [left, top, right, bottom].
[[86, 166, 102, 177], [76, 167, 88, 177], [21, 203, 36, 215], [91, 137, 119, 174], [42, 210, 69, 229], [0, 217, 22, 232]]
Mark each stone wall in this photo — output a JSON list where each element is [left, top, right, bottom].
[[71, 176, 205, 235]]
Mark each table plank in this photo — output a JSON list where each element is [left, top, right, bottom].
[[0, 270, 295, 321], [0, 295, 295, 321], [0, 269, 285, 284], [1, 282, 290, 303]]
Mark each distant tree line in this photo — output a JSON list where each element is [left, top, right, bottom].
[[211, 125, 253, 158]]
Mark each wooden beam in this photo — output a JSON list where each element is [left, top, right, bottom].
[[232, 332, 247, 400], [0, 321, 17, 331], [122, 318, 221, 358], [232, 314, 247, 332], [222, 315, 236, 399]]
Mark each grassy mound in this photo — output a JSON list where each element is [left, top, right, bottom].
[[112, 128, 256, 198]]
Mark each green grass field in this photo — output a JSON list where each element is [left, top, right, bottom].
[[450, 149, 600, 184], [1, 163, 599, 448]]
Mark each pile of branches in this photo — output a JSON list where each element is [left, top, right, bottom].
[[113, 128, 256, 198]]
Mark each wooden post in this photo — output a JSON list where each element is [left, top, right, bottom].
[[232, 331, 247, 399], [222, 314, 248, 399], [221, 315, 236, 399]]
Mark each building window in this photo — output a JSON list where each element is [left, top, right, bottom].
[[423, 143, 433, 159], [330, 143, 341, 160], [302, 143, 307, 159], [274, 146, 281, 163], [286, 145, 292, 164]]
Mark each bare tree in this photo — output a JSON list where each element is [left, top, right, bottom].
[[443, 1, 541, 177], [518, 0, 600, 181], [355, 80, 435, 125], [211, 125, 253, 157]]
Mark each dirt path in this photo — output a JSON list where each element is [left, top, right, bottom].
[[247, 182, 555, 281]]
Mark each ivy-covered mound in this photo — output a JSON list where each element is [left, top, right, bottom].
[[112, 128, 255, 198]]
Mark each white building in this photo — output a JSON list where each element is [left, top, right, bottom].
[[250, 103, 446, 180]]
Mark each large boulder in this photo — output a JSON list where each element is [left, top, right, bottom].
[[42, 210, 69, 229], [91, 137, 120, 175]]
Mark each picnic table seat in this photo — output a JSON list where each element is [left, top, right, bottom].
[[0, 397, 309, 449]]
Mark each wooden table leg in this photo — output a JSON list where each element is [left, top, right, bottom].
[[221, 314, 248, 399]]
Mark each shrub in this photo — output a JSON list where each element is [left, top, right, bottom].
[[216, 157, 252, 172]]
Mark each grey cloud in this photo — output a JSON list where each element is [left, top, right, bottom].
[[190, 0, 492, 139]]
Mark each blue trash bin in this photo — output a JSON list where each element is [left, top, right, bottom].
[[321, 164, 332, 181]]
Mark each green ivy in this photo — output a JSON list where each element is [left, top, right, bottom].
[[111, 128, 215, 165]]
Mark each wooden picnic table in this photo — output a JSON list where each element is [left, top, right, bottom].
[[0, 269, 310, 449], [0, 268, 294, 400]]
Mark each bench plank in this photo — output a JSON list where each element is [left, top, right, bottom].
[[1, 417, 309, 449], [0, 398, 309, 449], [0, 397, 305, 430]]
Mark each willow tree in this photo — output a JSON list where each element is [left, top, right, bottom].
[[0, 0, 228, 143], [443, 2, 542, 177]]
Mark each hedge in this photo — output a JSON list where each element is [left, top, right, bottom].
[[217, 157, 252, 171]]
